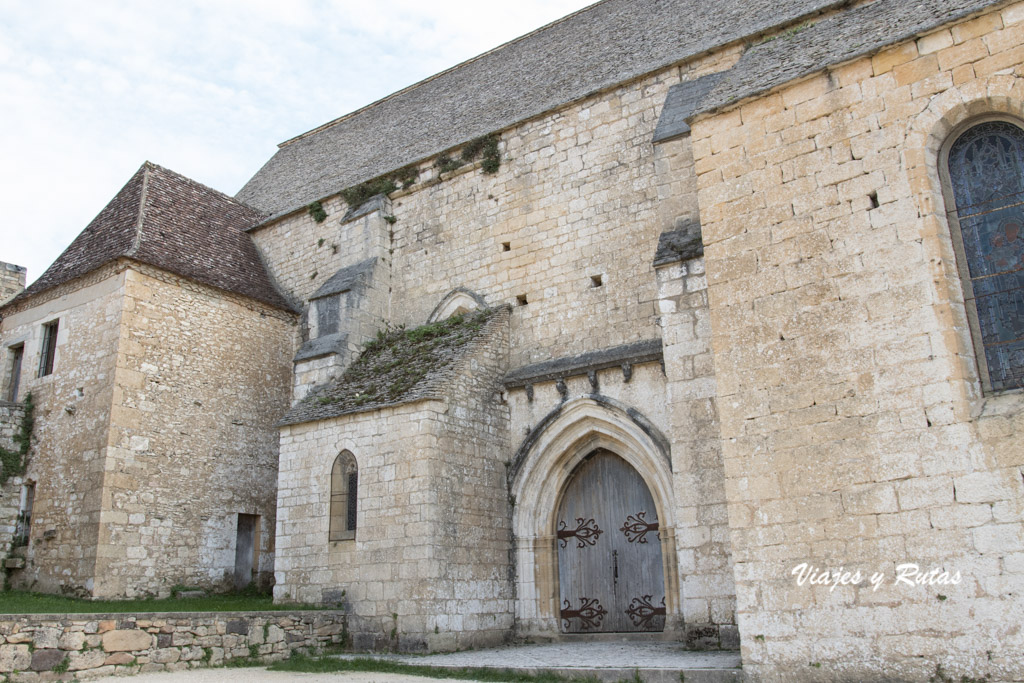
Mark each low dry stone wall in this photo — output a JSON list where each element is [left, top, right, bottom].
[[0, 610, 345, 681]]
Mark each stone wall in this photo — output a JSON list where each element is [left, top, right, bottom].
[[655, 256, 736, 649], [0, 402, 26, 562], [0, 264, 26, 308], [250, 49, 741, 371], [94, 266, 295, 598], [0, 266, 126, 596], [275, 310, 513, 652], [0, 610, 344, 681], [0, 261, 295, 599], [690, 3, 1024, 681]]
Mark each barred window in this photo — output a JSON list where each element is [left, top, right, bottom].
[[946, 120, 1024, 393], [38, 320, 58, 378], [329, 450, 358, 541]]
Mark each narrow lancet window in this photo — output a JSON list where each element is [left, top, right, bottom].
[[329, 451, 358, 541], [947, 120, 1024, 392]]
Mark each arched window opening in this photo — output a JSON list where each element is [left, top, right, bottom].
[[329, 451, 358, 541], [946, 120, 1024, 393]]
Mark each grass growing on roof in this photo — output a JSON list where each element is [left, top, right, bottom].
[[312, 307, 495, 411]]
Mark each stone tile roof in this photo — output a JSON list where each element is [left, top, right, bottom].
[[653, 220, 704, 267], [692, 0, 1003, 119], [652, 73, 726, 144], [236, 0, 847, 217], [503, 339, 663, 388], [281, 306, 508, 426], [4, 163, 293, 312], [310, 258, 377, 300]]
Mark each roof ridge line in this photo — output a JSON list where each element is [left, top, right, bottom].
[[277, 0, 609, 149], [126, 163, 151, 258], [144, 161, 267, 219]]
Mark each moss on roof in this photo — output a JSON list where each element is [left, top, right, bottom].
[[280, 307, 503, 426]]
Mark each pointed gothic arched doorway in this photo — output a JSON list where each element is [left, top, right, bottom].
[[557, 449, 666, 633]]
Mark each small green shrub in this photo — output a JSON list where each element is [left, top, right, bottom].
[[52, 656, 70, 674], [0, 393, 34, 483], [308, 201, 328, 223], [340, 177, 399, 208]]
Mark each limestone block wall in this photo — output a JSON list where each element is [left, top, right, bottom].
[[655, 256, 736, 649], [690, 4, 1024, 681], [0, 266, 126, 596], [94, 266, 295, 598], [252, 48, 740, 374], [0, 402, 26, 560], [276, 315, 512, 652], [428, 307, 513, 649], [0, 263, 26, 308], [0, 610, 345, 680]]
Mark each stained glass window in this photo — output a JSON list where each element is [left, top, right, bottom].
[[948, 121, 1024, 392]]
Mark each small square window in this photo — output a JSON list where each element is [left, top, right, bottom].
[[316, 297, 340, 337]]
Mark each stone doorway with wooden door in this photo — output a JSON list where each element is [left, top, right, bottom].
[[557, 448, 666, 633], [509, 397, 680, 640]]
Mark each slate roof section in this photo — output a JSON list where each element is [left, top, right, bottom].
[[294, 332, 349, 363], [692, 0, 1004, 119], [281, 306, 509, 426], [236, 0, 848, 217], [3, 163, 292, 312], [653, 219, 705, 267], [652, 73, 727, 144], [503, 339, 663, 388], [310, 258, 377, 300]]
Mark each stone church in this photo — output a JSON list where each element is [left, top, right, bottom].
[[1, 0, 1023, 680]]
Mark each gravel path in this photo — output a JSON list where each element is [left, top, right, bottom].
[[89, 669, 479, 683]]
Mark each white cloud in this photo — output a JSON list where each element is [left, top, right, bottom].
[[0, 0, 594, 286]]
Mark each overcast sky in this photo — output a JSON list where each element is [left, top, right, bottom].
[[0, 0, 595, 286]]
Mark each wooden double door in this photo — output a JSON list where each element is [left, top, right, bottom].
[[557, 449, 666, 633]]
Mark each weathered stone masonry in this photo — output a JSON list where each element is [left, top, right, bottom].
[[689, 2, 1024, 681], [1, 1, 1023, 681], [0, 610, 345, 681]]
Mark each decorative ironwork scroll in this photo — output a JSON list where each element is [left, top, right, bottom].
[[625, 595, 666, 629], [620, 511, 659, 543], [561, 597, 607, 629], [558, 517, 603, 548]]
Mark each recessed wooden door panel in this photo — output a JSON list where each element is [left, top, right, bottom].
[[557, 449, 665, 633]]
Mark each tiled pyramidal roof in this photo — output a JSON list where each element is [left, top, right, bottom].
[[5, 162, 291, 312]]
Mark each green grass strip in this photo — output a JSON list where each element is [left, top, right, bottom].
[[269, 653, 603, 683], [0, 590, 322, 614]]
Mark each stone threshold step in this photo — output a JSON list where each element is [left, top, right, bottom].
[[421, 665, 744, 683]]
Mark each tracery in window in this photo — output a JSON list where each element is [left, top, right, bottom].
[[329, 450, 358, 541], [947, 120, 1024, 393]]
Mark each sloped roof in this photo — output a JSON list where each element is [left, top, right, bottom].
[[281, 307, 508, 426], [692, 0, 1002, 119], [236, 0, 847, 217], [4, 163, 292, 312]]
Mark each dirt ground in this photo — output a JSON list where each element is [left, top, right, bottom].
[[89, 669, 478, 683]]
